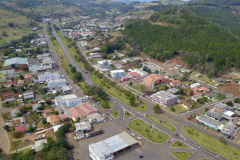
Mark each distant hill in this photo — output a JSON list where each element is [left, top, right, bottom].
[[122, 9, 240, 76]]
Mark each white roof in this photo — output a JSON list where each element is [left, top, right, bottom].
[[191, 83, 201, 88], [75, 121, 91, 131], [223, 110, 235, 117], [110, 69, 125, 73], [53, 124, 64, 133]]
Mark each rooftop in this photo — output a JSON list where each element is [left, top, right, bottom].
[[196, 115, 221, 128], [151, 91, 177, 100], [110, 69, 125, 73], [4, 57, 28, 67], [75, 121, 91, 131], [50, 115, 61, 123]]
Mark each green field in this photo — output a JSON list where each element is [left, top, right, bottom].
[[190, 72, 217, 86], [171, 152, 192, 160], [146, 115, 176, 132], [184, 126, 240, 160], [165, 104, 187, 115], [124, 111, 132, 119], [171, 141, 190, 148], [129, 119, 169, 143], [110, 110, 119, 118], [0, 9, 32, 44]]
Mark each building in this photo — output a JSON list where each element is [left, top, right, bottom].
[[196, 115, 221, 130], [0, 69, 15, 77], [2, 91, 15, 100], [32, 139, 48, 151], [5, 117, 26, 127], [143, 74, 169, 90], [75, 121, 91, 131], [170, 80, 182, 87], [76, 131, 85, 139], [48, 79, 67, 90], [141, 63, 160, 73], [121, 75, 131, 82], [221, 121, 238, 137], [167, 88, 179, 95], [110, 70, 125, 79], [89, 132, 138, 160], [195, 73, 202, 77], [32, 103, 42, 112], [24, 74, 32, 80], [87, 113, 103, 123], [180, 68, 191, 73], [49, 115, 61, 125], [199, 87, 210, 93], [128, 72, 140, 79], [11, 108, 21, 117], [22, 92, 34, 100], [150, 91, 178, 107], [233, 103, 240, 109], [4, 57, 28, 69], [191, 94, 203, 101], [97, 60, 112, 70], [190, 83, 201, 89], [133, 68, 148, 77], [58, 85, 71, 95], [205, 111, 223, 120], [28, 64, 52, 73], [55, 94, 82, 107], [17, 80, 24, 86], [59, 113, 69, 121], [43, 109, 54, 116], [5, 81, 17, 87], [180, 100, 192, 110], [15, 125, 27, 132], [67, 103, 97, 121], [213, 103, 228, 114], [38, 72, 60, 82], [89, 53, 102, 59]]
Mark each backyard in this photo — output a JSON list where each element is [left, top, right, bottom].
[[184, 126, 240, 160], [146, 115, 176, 132], [129, 119, 169, 143]]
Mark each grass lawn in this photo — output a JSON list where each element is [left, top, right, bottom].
[[129, 119, 169, 143], [165, 104, 187, 115], [171, 141, 190, 148], [190, 72, 217, 86], [184, 126, 240, 160], [124, 111, 132, 119], [171, 152, 192, 160], [110, 110, 119, 118], [91, 74, 147, 111], [146, 115, 176, 132]]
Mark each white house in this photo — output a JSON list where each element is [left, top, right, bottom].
[[48, 79, 67, 89], [110, 70, 125, 79]]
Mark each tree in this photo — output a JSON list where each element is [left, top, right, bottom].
[[71, 66, 76, 73], [42, 118, 47, 125], [129, 95, 135, 106], [28, 126, 35, 132], [129, 82, 133, 86], [234, 98, 240, 103], [226, 101, 233, 106], [11, 64, 15, 69], [54, 111, 59, 115], [204, 108, 209, 112], [19, 75, 24, 80], [178, 88, 184, 95], [74, 72, 82, 81], [4, 125, 9, 131], [45, 99, 51, 105], [153, 104, 162, 114], [219, 137, 227, 145]]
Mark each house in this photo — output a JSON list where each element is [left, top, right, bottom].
[[93, 47, 101, 52], [32, 139, 48, 152], [4, 98, 16, 103], [5, 117, 26, 127], [223, 110, 235, 117], [24, 74, 32, 80], [205, 92, 218, 100], [195, 73, 201, 78], [49, 115, 61, 125], [58, 85, 71, 95], [167, 88, 179, 95], [190, 83, 201, 89], [48, 79, 67, 90], [180, 68, 191, 73], [4, 57, 28, 69], [180, 100, 192, 110], [205, 111, 223, 120], [213, 78, 230, 84], [66, 103, 97, 121], [134, 68, 148, 77], [170, 80, 182, 87], [233, 103, 240, 109], [2, 91, 15, 100], [43, 109, 54, 116], [75, 121, 91, 131], [55, 94, 82, 107], [110, 70, 125, 79], [143, 74, 169, 90], [15, 125, 27, 132], [97, 60, 112, 71], [76, 131, 85, 139], [221, 121, 238, 137], [213, 103, 228, 114], [150, 91, 178, 107], [89, 52, 102, 59], [17, 80, 24, 86], [142, 63, 160, 73], [196, 115, 221, 130], [0, 69, 15, 77], [199, 86, 210, 93], [191, 94, 203, 101], [28, 64, 52, 74], [128, 72, 140, 79], [5, 81, 17, 87], [23, 92, 34, 100], [122, 58, 132, 63], [38, 72, 60, 82], [59, 114, 69, 121]]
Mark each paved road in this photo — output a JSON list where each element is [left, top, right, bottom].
[[0, 102, 10, 153], [46, 24, 231, 160]]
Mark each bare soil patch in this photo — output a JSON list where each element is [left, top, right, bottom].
[[219, 82, 240, 96]]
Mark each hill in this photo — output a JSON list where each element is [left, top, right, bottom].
[[0, 9, 34, 45], [122, 8, 240, 77]]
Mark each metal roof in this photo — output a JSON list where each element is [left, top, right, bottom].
[[4, 57, 28, 67]]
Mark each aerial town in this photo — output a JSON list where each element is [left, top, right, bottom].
[[0, 0, 240, 160]]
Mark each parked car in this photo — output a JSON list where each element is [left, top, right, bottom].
[[131, 133, 135, 136], [127, 128, 130, 130], [137, 137, 142, 140], [34, 137, 41, 141], [31, 100, 38, 104], [139, 155, 144, 158], [0, 148, 2, 152], [67, 145, 74, 150], [129, 117, 132, 120]]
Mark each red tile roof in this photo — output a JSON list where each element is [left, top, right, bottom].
[[59, 114, 68, 119], [180, 100, 191, 107], [199, 86, 210, 92], [2, 91, 15, 97], [50, 115, 61, 123], [67, 103, 97, 118], [128, 72, 140, 78], [143, 74, 169, 83], [170, 80, 182, 84], [12, 119, 21, 125], [15, 125, 27, 132], [6, 81, 16, 85], [43, 109, 53, 114]]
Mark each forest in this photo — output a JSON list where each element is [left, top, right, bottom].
[[122, 8, 240, 77]]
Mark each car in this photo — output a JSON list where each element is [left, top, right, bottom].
[[127, 128, 130, 130], [205, 127, 208, 129], [67, 145, 74, 150], [131, 133, 135, 136], [175, 133, 178, 136], [137, 137, 142, 140], [139, 155, 144, 158], [109, 118, 112, 121], [28, 133, 32, 136], [129, 117, 132, 120], [34, 137, 41, 141], [31, 101, 38, 104]]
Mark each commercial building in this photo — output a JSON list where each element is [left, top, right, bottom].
[[143, 74, 169, 90], [196, 115, 221, 130], [22, 92, 34, 100], [97, 60, 112, 71], [213, 103, 228, 114], [54, 94, 82, 107], [87, 113, 104, 123], [38, 72, 60, 82], [58, 85, 71, 95], [89, 132, 138, 160], [4, 57, 28, 69], [150, 91, 177, 106], [48, 79, 67, 90], [110, 70, 125, 79], [221, 121, 238, 137], [75, 121, 91, 131], [133, 68, 148, 77]]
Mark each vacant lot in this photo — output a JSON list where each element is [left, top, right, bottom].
[[146, 115, 176, 132], [165, 104, 187, 115], [219, 82, 240, 96]]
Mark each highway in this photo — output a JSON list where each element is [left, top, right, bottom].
[[45, 24, 228, 160]]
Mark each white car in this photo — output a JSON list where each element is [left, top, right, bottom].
[[131, 133, 135, 136], [137, 137, 142, 140]]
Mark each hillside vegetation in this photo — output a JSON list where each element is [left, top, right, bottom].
[[123, 9, 240, 77], [0, 9, 33, 45]]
